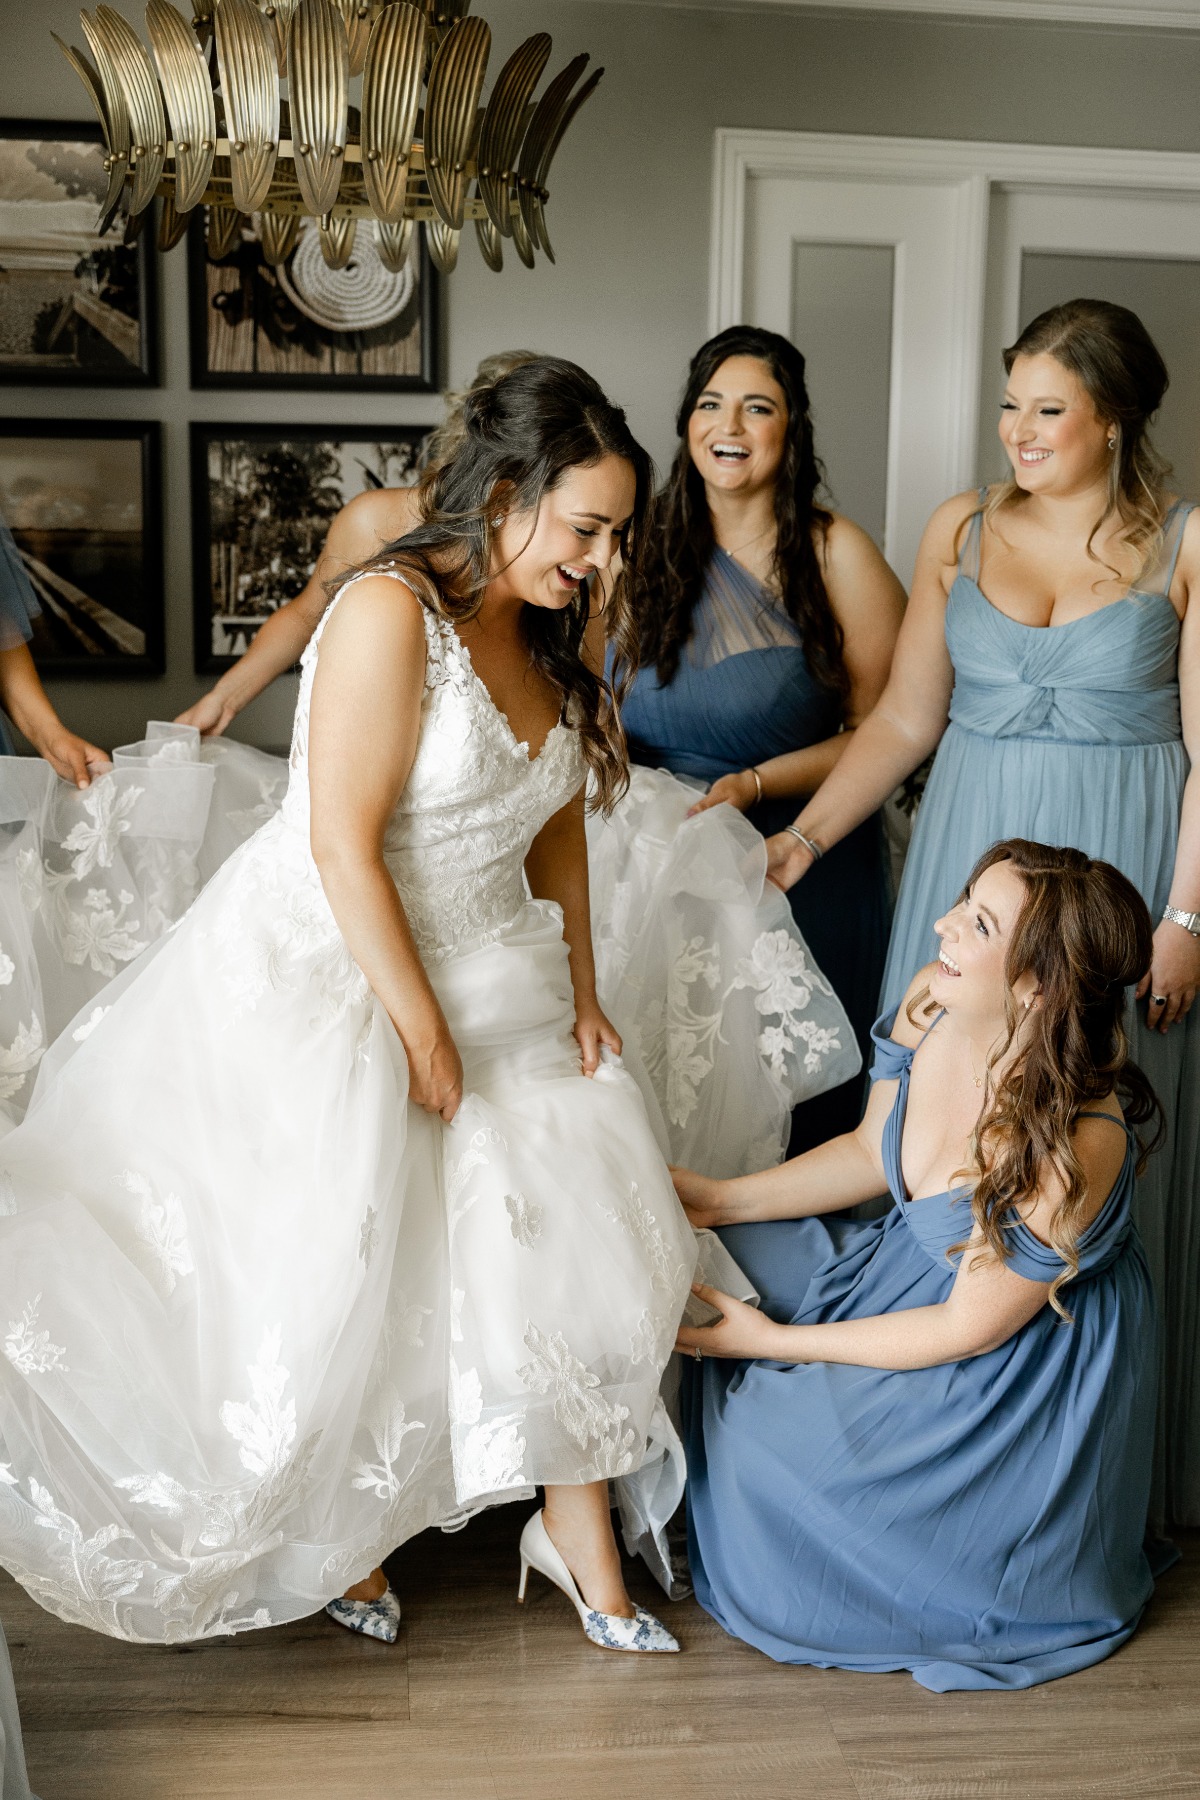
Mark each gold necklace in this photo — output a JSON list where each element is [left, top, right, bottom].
[[719, 524, 774, 559], [968, 1043, 986, 1090]]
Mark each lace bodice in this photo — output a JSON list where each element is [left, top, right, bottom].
[[281, 573, 585, 961]]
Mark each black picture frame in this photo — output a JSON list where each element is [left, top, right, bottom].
[[190, 421, 431, 674], [0, 119, 157, 387], [186, 209, 439, 392], [0, 419, 164, 677]]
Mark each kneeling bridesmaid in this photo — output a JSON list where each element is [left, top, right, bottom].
[[676, 838, 1166, 1691]]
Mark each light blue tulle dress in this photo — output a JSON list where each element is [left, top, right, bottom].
[[682, 1012, 1161, 1692], [0, 516, 42, 755], [879, 498, 1199, 1524]]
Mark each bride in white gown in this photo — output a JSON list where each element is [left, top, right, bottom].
[[0, 359, 698, 1653]]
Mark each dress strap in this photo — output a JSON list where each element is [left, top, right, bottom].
[[956, 493, 988, 582], [1151, 500, 1196, 598], [1077, 1109, 1135, 1137]]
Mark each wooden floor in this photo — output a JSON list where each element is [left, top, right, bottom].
[[4, 1511, 1198, 1800]]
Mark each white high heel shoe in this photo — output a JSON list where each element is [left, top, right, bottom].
[[517, 1509, 679, 1653]]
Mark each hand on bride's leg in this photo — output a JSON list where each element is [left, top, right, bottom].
[[542, 1480, 635, 1616]]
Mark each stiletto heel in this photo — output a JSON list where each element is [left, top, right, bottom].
[[516, 1509, 679, 1653]]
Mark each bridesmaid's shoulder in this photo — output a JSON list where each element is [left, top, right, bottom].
[[924, 489, 982, 556], [818, 511, 898, 587]]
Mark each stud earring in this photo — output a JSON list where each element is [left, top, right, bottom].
[[491, 515, 504, 527]]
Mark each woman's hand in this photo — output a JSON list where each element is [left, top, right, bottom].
[[763, 829, 817, 893], [36, 724, 111, 789], [404, 1019, 464, 1121], [675, 1283, 792, 1362], [671, 1165, 738, 1229], [686, 770, 757, 819], [574, 996, 622, 1075], [176, 688, 238, 738], [1137, 919, 1200, 1033]]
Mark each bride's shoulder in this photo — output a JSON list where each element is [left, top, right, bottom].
[[317, 570, 431, 672]]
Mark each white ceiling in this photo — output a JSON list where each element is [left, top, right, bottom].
[[605, 0, 1200, 27]]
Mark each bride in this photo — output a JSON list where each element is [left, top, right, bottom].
[[0, 358, 698, 1653]]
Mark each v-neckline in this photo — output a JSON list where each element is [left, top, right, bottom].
[[441, 616, 567, 767], [959, 575, 1179, 635]]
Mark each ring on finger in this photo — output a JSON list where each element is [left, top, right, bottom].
[[693, 1347, 703, 1363], [1151, 994, 1168, 1006]]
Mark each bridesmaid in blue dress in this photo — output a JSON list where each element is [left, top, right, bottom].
[[0, 511, 107, 785], [675, 840, 1165, 1691], [767, 301, 1200, 1525], [623, 326, 905, 1149]]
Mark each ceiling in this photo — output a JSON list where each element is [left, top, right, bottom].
[[607, 0, 1200, 27]]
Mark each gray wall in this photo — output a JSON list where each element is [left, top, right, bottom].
[[5, 0, 1200, 747]]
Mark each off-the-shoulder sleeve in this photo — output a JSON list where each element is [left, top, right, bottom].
[[0, 515, 40, 652], [868, 1009, 914, 1083]]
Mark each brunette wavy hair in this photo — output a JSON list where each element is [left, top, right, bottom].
[[909, 838, 1164, 1317], [978, 298, 1172, 587], [352, 355, 653, 813], [419, 348, 539, 471], [635, 325, 845, 699]]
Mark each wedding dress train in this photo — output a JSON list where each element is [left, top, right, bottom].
[[0, 582, 697, 1642]]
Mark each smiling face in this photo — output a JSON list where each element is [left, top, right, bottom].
[[999, 352, 1112, 496], [686, 355, 788, 498], [929, 860, 1040, 1023], [488, 454, 636, 611]]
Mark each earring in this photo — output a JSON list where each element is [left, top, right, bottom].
[[1107, 438, 1116, 451], [491, 515, 504, 527]]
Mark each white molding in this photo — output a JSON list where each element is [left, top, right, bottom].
[[609, 0, 1200, 28]]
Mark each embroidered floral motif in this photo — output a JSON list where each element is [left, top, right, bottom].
[[393, 1288, 432, 1349], [351, 1393, 425, 1501], [125, 1171, 195, 1297], [517, 1324, 632, 1453], [504, 1191, 543, 1248], [60, 779, 143, 881], [628, 1307, 672, 1368], [0, 946, 14, 987], [0, 1016, 44, 1101], [730, 931, 843, 1078], [0, 1462, 17, 1485], [445, 1124, 506, 1239], [219, 1327, 296, 1478], [61, 889, 147, 979], [456, 1414, 527, 1496], [603, 1181, 680, 1294], [358, 1207, 379, 1267], [4, 1295, 68, 1375], [72, 1005, 110, 1043]]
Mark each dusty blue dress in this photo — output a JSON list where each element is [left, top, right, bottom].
[[682, 1012, 1160, 1692], [623, 550, 890, 1149], [880, 500, 1198, 1524], [0, 517, 42, 756]]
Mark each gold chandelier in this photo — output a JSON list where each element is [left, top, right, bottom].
[[54, 0, 603, 274]]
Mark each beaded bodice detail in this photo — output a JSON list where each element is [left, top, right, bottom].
[[282, 573, 585, 961]]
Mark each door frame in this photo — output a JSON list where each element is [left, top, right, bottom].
[[710, 130, 1200, 507]]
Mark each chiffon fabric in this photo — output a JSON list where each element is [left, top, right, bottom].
[[0, 577, 699, 1643], [0, 516, 42, 758], [618, 548, 890, 1150], [880, 499, 1199, 1524], [683, 1012, 1160, 1691]]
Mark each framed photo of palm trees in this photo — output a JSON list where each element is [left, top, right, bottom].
[[190, 422, 430, 674]]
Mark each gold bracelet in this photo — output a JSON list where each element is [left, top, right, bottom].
[[747, 766, 764, 804]]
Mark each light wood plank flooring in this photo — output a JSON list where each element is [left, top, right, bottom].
[[4, 1510, 1198, 1799]]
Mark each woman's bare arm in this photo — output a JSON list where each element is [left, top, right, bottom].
[[307, 574, 463, 1120], [688, 515, 907, 814], [0, 643, 110, 787], [763, 492, 973, 888], [523, 787, 622, 1075], [178, 487, 421, 736]]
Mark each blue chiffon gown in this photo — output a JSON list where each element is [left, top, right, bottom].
[[622, 550, 890, 1149], [880, 499, 1199, 1524], [0, 515, 43, 755], [683, 1013, 1160, 1692]]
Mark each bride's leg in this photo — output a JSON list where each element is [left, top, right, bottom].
[[542, 1480, 634, 1617], [342, 1567, 387, 1603]]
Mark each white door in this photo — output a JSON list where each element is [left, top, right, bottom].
[[741, 172, 984, 586], [978, 185, 1200, 496]]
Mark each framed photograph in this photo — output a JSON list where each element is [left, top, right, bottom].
[[0, 120, 156, 386], [187, 209, 438, 391], [0, 421, 164, 676], [190, 422, 431, 673]]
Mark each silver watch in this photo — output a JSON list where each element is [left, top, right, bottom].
[[1163, 904, 1200, 937]]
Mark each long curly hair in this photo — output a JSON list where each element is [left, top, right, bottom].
[[351, 356, 653, 813], [911, 839, 1164, 1318], [979, 298, 1172, 587], [635, 325, 844, 698]]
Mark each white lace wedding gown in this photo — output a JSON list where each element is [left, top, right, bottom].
[[0, 582, 698, 1643]]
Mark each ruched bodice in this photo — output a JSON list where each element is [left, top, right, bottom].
[[870, 1013, 1136, 1285], [282, 575, 585, 963], [947, 581, 1181, 746]]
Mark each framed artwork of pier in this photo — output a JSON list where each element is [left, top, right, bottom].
[[0, 421, 164, 676], [190, 422, 431, 674], [0, 120, 157, 387]]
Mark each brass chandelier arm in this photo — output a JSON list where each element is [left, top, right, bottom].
[[214, 0, 280, 212], [288, 0, 350, 217], [528, 64, 603, 261], [516, 51, 587, 249], [79, 11, 134, 231], [424, 13, 489, 231], [360, 1, 426, 224], [337, 0, 374, 78], [52, 32, 130, 231], [476, 30, 550, 240], [146, 0, 217, 213]]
